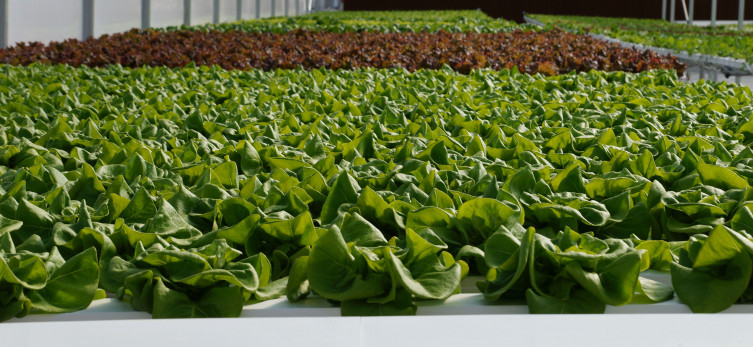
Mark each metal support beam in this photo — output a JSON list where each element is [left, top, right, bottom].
[[255, 0, 260, 18], [271, 0, 275, 17], [141, 0, 151, 29], [237, 0, 243, 20], [0, 0, 7, 49], [296, 0, 301, 16], [83, 0, 95, 39], [285, 0, 289, 17], [670, 0, 675, 22], [687, 0, 694, 25], [711, 0, 717, 27], [662, 0, 667, 20], [213, 0, 220, 23], [739, 0, 745, 31], [680, 0, 689, 22], [184, 0, 192, 26]]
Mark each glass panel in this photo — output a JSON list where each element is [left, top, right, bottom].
[[258, 0, 270, 18], [274, 0, 284, 16], [95, 0, 141, 37], [152, 0, 184, 28], [220, 0, 237, 22], [192, 0, 213, 25], [239, 0, 254, 20], [8, 0, 83, 45]]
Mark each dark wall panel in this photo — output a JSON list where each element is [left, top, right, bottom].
[[344, 0, 751, 23]]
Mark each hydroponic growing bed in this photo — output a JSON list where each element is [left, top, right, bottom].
[[1, 12, 752, 345], [528, 14, 753, 76]]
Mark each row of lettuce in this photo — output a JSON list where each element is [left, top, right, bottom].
[[530, 14, 753, 65], [185, 10, 528, 33], [0, 10, 685, 76], [0, 29, 684, 76], [1, 64, 753, 319]]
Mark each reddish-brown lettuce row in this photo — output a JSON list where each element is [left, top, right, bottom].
[[0, 28, 685, 75]]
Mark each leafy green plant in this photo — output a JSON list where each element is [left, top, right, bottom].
[[185, 10, 525, 33], [307, 220, 464, 315], [480, 227, 673, 313], [0, 29, 684, 75], [0, 64, 752, 318], [531, 14, 753, 64]]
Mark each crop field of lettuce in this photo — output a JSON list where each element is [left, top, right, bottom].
[[0, 20, 683, 75], [191, 10, 525, 33], [530, 14, 753, 64], [1, 10, 752, 321]]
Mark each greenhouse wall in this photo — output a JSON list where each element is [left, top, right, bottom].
[[151, 0, 184, 28], [219, 0, 237, 22], [7, 0, 83, 45], [191, 0, 213, 25], [259, 0, 271, 18], [1, 0, 339, 48], [239, 0, 254, 19], [94, 0, 141, 37]]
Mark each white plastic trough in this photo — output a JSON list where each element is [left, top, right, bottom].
[[3, 273, 753, 347]]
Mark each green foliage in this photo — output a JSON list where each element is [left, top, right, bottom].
[[184, 10, 526, 33], [531, 14, 753, 64], [0, 63, 752, 318]]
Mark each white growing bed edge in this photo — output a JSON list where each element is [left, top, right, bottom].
[[3, 273, 753, 347]]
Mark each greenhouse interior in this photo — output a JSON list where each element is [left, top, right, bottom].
[[2, 0, 753, 346]]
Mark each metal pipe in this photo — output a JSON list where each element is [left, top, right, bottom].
[[670, 0, 676, 22], [237, 0, 243, 20], [256, 0, 260, 18], [711, 0, 717, 27], [739, 0, 745, 31], [184, 0, 192, 26], [141, 0, 151, 29], [271, 0, 275, 17], [213, 0, 220, 23], [0, 0, 7, 49], [687, 0, 694, 25], [662, 0, 667, 20], [83, 0, 95, 39], [680, 0, 689, 22], [285, 0, 289, 17]]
